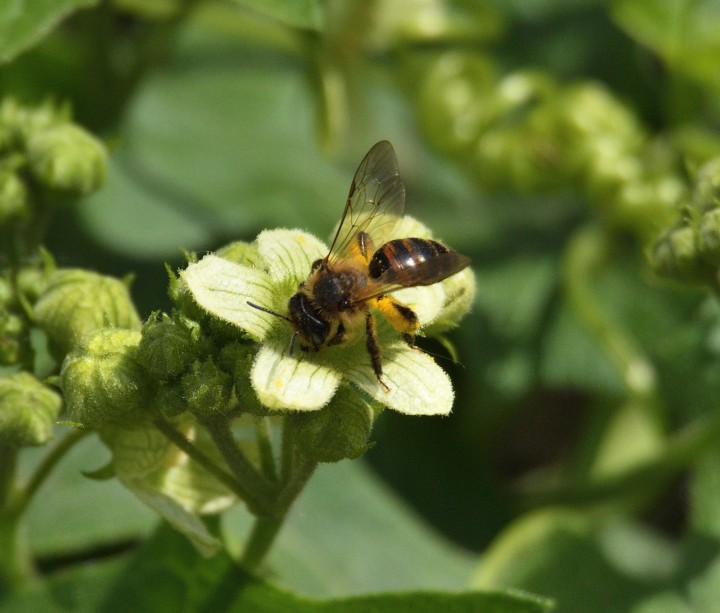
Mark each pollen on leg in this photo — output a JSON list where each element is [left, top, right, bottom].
[[376, 295, 419, 335]]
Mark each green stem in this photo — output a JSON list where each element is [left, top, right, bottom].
[[0, 511, 33, 588], [0, 444, 18, 508], [279, 419, 295, 482], [274, 456, 317, 514], [564, 223, 658, 403], [238, 437, 316, 571], [12, 429, 89, 517], [254, 417, 278, 482], [518, 408, 720, 509], [239, 515, 285, 572], [153, 417, 264, 513], [200, 414, 277, 513]]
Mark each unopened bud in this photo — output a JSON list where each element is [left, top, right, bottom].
[[26, 124, 107, 197], [34, 269, 141, 358], [181, 358, 233, 417], [652, 225, 712, 283], [0, 372, 62, 446], [0, 169, 29, 223], [288, 386, 374, 463], [61, 328, 149, 428], [136, 313, 201, 380], [0, 311, 27, 366]]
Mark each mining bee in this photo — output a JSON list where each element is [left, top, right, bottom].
[[249, 140, 471, 390]]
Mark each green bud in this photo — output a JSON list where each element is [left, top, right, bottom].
[[651, 225, 713, 283], [288, 386, 374, 463], [155, 382, 188, 418], [0, 372, 62, 447], [563, 83, 644, 150], [691, 157, 720, 213], [0, 310, 27, 366], [217, 341, 267, 415], [34, 269, 141, 358], [136, 313, 201, 380], [418, 52, 498, 153], [16, 264, 52, 305], [0, 276, 12, 307], [26, 124, 107, 197], [61, 328, 150, 428], [0, 169, 29, 222], [1, 98, 59, 137], [698, 208, 720, 264], [181, 358, 233, 417]]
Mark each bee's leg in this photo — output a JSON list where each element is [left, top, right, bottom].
[[365, 312, 389, 391], [326, 322, 346, 346], [376, 295, 419, 347]]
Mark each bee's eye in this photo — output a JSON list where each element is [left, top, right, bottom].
[[310, 259, 323, 271]]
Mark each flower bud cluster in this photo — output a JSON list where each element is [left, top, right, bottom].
[[0, 98, 106, 227], [0, 257, 53, 367], [416, 53, 683, 241], [651, 158, 720, 286]]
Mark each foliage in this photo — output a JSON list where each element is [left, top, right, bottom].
[[2, 0, 720, 611]]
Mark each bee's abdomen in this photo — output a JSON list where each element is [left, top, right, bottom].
[[369, 238, 449, 282]]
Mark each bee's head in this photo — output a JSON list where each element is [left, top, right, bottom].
[[287, 293, 329, 350]]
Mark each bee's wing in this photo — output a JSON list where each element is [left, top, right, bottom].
[[352, 251, 471, 303], [327, 141, 406, 262]]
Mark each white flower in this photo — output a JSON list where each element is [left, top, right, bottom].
[[181, 219, 474, 416]]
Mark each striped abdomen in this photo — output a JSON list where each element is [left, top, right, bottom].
[[368, 237, 470, 287]]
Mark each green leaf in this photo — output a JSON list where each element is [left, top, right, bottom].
[[233, 0, 324, 31], [611, 0, 720, 89], [95, 523, 549, 613], [224, 460, 476, 596], [473, 509, 681, 613], [100, 421, 236, 555], [0, 557, 126, 613], [22, 433, 156, 557], [0, 0, 98, 64]]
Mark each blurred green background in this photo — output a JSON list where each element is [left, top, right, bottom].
[[5, 1, 720, 611]]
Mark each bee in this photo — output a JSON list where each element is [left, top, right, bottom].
[[249, 140, 471, 390]]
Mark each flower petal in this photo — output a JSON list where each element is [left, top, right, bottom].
[[251, 341, 341, 411], [425, 267, 476, 335], [257, 228, 327, 285], [181, 254, 276, 341], [392, 283, 446, 327], [344, 344, 455, 415]]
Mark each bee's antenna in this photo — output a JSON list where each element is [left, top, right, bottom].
[[247, 301, 292, 323], [288, 330, 299, 356]]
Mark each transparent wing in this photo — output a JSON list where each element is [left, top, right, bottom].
[[326, 141, 406, 263]]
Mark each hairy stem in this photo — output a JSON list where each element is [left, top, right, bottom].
[[254, 417, 278, 482], [198, 415, 277, 515], [0, 444, 18, 508], [153, 417, 266, 514], [240, 515, 285, 572], [13, 429, 89, 517]]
